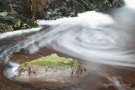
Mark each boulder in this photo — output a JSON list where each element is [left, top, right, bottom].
[[13, 54, 87, 89]]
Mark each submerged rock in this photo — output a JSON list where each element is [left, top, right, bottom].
[[13, 54, 87, 89]]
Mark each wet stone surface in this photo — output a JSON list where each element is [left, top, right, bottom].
[[11, 54, 87, 89]]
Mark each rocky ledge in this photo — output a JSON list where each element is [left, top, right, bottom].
[[12, 54, 87, 89]]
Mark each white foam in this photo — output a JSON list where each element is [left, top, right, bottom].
[[0, 27, 42, 40], [4, 62, 20, 79], [124, 0, 135, 9]]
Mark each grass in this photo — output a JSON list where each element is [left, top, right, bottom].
[[20, 54, 79, 69]]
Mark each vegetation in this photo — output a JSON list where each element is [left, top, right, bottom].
[[42, 0, 112, 20], [0, 12, 39, 33], [73, 0, 111, 12], [19, 54, 79, 69], [0, 0, 117, 32]]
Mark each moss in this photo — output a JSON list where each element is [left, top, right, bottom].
[[0, 12, 39, 33], [0, 0, 11, 12], [10, 13, 39, 28], [20, 54, 79, 69]]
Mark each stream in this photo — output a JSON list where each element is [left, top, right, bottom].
[[0, 34, 135, 90], [0, 0, 135, 90]]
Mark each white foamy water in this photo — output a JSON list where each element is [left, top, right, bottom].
[[0, 26, 42, 40], [4, 62, 20, 78], [124, 0, 135, 9], [1, 0, 135, 67], [1, 0, 135, 90]]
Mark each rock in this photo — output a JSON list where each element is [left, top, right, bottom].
[[13, 19, 21, 28], [0, 12, 7, 16], [0, 12, 39, 33], [0, 23, 14, 33], [14, 54, 87, 89], [73, 0, 112, 12], [21, 0, 45, 20]]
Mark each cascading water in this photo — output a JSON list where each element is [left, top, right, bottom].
[[1, 0, 135, 90]]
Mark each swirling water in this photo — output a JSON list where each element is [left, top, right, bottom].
[[1, 0, 135, 90]]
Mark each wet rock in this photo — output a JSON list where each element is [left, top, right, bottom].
[[0, 12, 39, 33], [14, 54, 87, 89], [20, 0, 112, 20], [43, 0, 76, 20], [1, 0, 113, 21], [73, 0, 112, 12], [0, 12, 8, 16], [0, 23, 14, 33], [13, 19, 21, 28], [21, 0, 45, 20]]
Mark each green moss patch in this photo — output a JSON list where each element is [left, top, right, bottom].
[[20, 54, 79, 69]]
